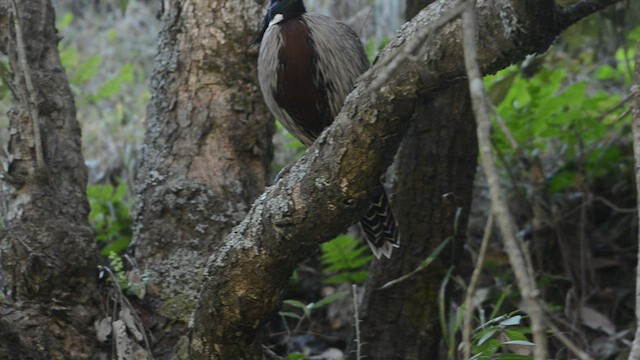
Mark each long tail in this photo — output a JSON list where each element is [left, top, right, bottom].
[[359, 189, 400, 259]]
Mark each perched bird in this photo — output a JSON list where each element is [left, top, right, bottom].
[[256, 0, 400, 258]]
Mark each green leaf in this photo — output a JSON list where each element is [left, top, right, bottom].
[[279, 311, 303, 320], [282, 299, 308, 309], [628, 25, 640, 42], [499, 315, 522, 326], [87, 181, 132, 255], [288, 353, 306, 360], [72, 55, 102, 85], [502, 340, 535, 346], [497, 354, 533, 360], [485, 66, 518, 105], [57, 12, 74, 31], [100, 237, 131, 256], [380, 237, 451, 289], [473, 338, 501, 358], [489, 286, 512, 320], [595, 64, 617, 80], [116, 0, 129, 15], [476, 328, 499, 346], [311, 291, 348, 310], [60, 46, 80, 71], [321, 235, 371, 284], [505, 329, 529, 342], [549, 170, 577, 192], [92, 63, 134, 101]]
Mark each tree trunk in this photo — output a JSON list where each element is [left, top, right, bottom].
[[354, 1, 476, 358], [130, 0, 274, 357], [356, 81, 476, 359], [0, 0, 102, 358]]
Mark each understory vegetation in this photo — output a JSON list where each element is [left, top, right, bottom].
[[1, 0, 639, 359]]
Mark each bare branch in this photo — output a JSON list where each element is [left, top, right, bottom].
[[460, 0, 548, 358], [547, 319, 594, 360], [628, 48, 640, 360], [462, 213, 493, 360]]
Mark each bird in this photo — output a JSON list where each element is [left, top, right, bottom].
[[256, 0, 400, 258]]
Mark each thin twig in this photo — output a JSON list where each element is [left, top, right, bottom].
[[379, 236, 451, 290], [460, 1, 548, 359], [99, 265, 155, 360], [597, 94, 631, 121], [628, 50, 640, 360], [462, 213, 493, 360], [10, 0, 45, 170], [547, 321, 594, 360], [352, 284, 362, 360], [592, 196, 637, 214], [489, 104, 521, 153], [262, 345, 285, 360]]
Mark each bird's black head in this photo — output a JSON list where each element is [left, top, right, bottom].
[[255, 0, 306, 44], [268, 0, 306, 22]]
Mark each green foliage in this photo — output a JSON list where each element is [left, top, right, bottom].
[[276, 120, 305, 152], [471, 313, 533, 360], [55, 9, 148, 183], [91, 63, 135, 102], [629, 25, 640, 42], [272, 120, 305, 174], [365, 37, 390, 64], [115, 0, 130, 15], [279, 291, 348, 337], [58, 13, 135, 106], [485, 59, 631, 193], [0, 57, 11, 102], [72, 54, 102, 85], [87, 181, 133, 255], [320, 235, 372, 284], [282, 291, 348, 319], [287, 353, 306, 360], [107, 251, 128, 290], [595, 47, 637, 85]]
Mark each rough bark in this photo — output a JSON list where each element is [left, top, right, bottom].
[[186, 0, 616, 358], [353, 1, 474, 358], [0, 0, 102, 358], [131, 0, 274, 357], [356, 81, 476, 359]]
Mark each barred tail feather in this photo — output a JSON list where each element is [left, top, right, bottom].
[[359, 190, 400, 259]]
